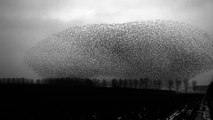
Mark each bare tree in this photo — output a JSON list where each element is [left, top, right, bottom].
[[133, 79, 138, 88], [123, 79, 128, 88], [118, 79, 123, 88], [148, 79, 154, 89], [153, 80, 157, 89], [156, 79, 162, 89], [168, 79, 174, 91], [129, 79, 133, 88], [139, 78, 145, 89], [175, 79, 182, 92], [144, 78, 149, 89], [183, 79, 189, 92], [102, 80, 107, 87], [112, 79, 118, 88], [192, 80, 197, 92], [92, 79, 100, 87]]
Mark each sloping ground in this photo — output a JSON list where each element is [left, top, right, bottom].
[[166, 96, 212, 120], [0, 84, 205, 120]]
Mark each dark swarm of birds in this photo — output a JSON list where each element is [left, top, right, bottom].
[[24, 20, 213, 83]]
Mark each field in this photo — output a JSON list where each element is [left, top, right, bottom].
[[0, 83, 207, 120]]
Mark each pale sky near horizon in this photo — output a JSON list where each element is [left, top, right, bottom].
[[0, 0, 213, 85]]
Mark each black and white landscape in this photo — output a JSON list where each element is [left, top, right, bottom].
[[0, 0, 213, 120]]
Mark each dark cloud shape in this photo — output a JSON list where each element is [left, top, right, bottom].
[[24, 20, 213, 81]]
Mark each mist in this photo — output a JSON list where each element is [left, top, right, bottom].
[[0, 0, 213, 84]]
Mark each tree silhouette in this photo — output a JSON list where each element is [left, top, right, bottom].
[[139, 78, 145, 89], [84, 79, 94, 87], [133, 79, 138, 88], [192, 80, 197, 92], [118, 79, 123, 88], [129, 79, 133, 88], [152, 80, 157, 89], [92, 78, 101, 87], [156, 80, 162, 89], [183, 79, 189, 92], [175, 79, 182, 92], [144, 78, 149, 89], [102, 80, 107, 87], [207, 82, 213, 118], [112, 79, 118, 88], [168, 79, 174, 91], [123, 79, 128, 88]]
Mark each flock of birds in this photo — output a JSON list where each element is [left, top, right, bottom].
[[24, 19, 213, 82]]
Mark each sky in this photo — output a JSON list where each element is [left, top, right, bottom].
[[0, 0, 213, 85]]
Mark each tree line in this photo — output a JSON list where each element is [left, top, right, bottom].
[[0, 77, 197, 92], [93, 78, 197, 92]]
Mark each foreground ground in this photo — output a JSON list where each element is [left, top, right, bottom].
[[0, 84, 211, 120]]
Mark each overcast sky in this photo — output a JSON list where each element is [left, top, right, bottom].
[[0, 0, 213, 84]]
